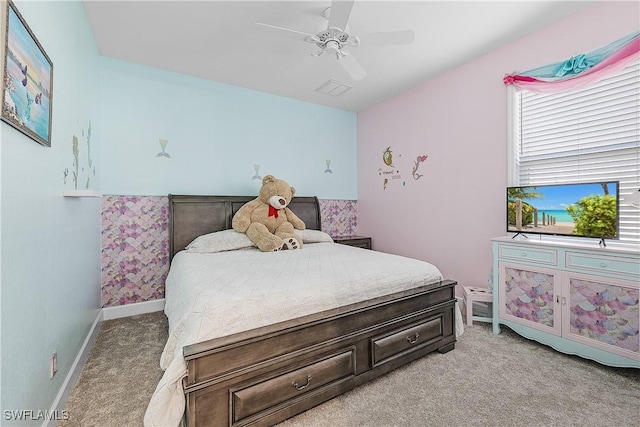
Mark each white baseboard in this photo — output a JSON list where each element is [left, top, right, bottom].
[[102, 298, 165, 320], [44, 310, 103, 427]]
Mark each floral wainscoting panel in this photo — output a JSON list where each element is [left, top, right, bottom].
[[319, 199, 357, 237], [101, 196, 169, 307], [101, 197, 357, 307]]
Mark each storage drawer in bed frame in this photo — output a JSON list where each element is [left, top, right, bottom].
[[231, 347, 356, 423], [371, 315, 443, 367], [182, 279, 457, 427]]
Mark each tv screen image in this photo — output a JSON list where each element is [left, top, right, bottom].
[[507, 181, 619, 239]]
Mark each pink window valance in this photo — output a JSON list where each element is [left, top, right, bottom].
[[504, 31, 639, 93]]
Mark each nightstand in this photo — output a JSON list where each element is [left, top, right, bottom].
[[332, 236, 372, 250]]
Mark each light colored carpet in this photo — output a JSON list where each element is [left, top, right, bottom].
[[59, 312, 639, 427], [57, 313, 167, 427]]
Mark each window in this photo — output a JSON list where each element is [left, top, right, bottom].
[[509, 59, 640, 245]]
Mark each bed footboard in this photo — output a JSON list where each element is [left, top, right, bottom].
[[183, 279, 457, 427]]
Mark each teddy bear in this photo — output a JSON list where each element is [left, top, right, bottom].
[[232, 175, 306, 251]]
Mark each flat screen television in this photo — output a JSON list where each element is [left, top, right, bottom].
[[507, 181, 619, 241]]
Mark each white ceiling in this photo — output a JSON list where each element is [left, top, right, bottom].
[[83, 0, 594, 112]]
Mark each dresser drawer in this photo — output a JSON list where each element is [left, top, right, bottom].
[[371, 317, 442, 367], [498, 244, 557, 265], [231, 349, 355, 422], [566, 252, 640, 277]]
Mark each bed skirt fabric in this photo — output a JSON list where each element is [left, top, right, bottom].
[[144, 243, 459, 427]]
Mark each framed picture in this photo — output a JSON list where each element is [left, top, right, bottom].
[[1, 0, 53, 147]]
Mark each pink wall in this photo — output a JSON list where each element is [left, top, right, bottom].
[[357, 2, 640, 293]]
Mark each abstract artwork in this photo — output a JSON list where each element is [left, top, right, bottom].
[[1, 0, 53, 147]]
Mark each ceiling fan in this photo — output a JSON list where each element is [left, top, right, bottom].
[[255, 0, 415, 81]]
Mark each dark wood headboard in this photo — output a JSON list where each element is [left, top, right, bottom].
[[168, 195, 321, 259]]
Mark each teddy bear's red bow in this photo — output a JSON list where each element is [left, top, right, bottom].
[[268, 205, 279, 218]]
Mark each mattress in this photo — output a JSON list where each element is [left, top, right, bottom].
[[144, 242, 457, 427]]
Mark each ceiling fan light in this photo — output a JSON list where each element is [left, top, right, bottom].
[[325, 40, 340, 54]]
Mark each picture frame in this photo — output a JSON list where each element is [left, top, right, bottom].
[[1, 0, 53, 147]]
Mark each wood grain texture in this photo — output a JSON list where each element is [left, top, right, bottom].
[[167, 195, 457, 426]]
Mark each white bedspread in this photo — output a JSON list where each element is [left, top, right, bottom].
[[144, 243, 450, 427]]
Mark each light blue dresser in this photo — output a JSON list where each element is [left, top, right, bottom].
[[492, 237, 639, 368]]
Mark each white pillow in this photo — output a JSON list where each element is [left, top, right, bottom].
[[297, 229, 334, 243], [186, 229, 255, 253]]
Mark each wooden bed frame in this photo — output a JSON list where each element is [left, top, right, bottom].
[[168, 195, 458, 427]]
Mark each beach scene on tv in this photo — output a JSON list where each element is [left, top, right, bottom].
[[507, 182, 618, 238]]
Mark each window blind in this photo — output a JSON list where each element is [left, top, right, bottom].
[[512, 59, 640, 244]]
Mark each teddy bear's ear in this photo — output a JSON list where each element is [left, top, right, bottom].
[[262, 175, 276, 184], [290, 187, 296, 196]]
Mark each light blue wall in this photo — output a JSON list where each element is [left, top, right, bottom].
[[1, 0, 356, 420], [1, 1, 101, 423], [99, 57, 358, 199]]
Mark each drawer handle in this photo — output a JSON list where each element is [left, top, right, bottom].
[[600, 262, 607, 268], [292, 375, 312, 391], [406, 332, 420, 345], [521, 252, 527, 257]]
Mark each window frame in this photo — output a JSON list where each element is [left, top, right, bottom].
[[507, 60, 640, 247]]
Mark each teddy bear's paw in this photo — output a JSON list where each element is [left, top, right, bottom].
[[281, 237, 300, 250]]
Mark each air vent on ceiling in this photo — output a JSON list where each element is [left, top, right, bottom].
[[315, 79, 352, 96]]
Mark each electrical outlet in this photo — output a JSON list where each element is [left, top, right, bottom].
[[50, 352, 57, 379]]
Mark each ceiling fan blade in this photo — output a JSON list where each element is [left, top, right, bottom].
[[328, 0, 355, 30], [337, 52, 367, 81], [254, 22, 317, 43], [357, 29, 415, 47]]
